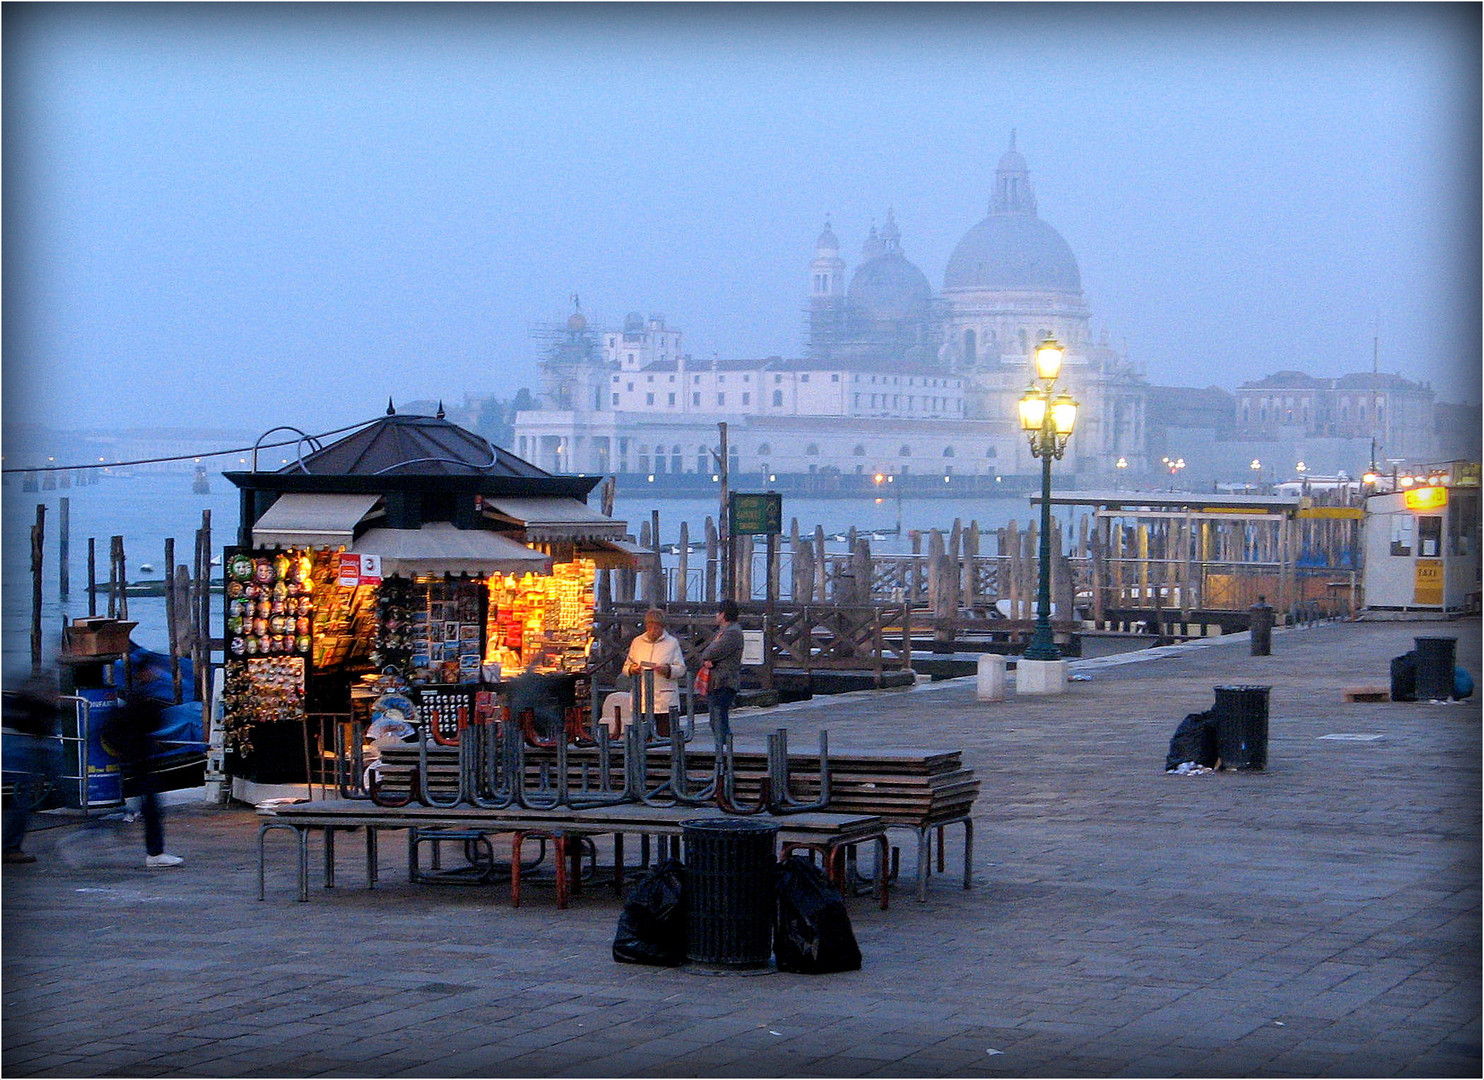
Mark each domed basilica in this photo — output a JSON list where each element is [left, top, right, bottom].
[[515, 134, 1151, 485], [805, 133, 1148, 477]]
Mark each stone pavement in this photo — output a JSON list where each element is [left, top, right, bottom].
[[3, 618, 1479, 1078]]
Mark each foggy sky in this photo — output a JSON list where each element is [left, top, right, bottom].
[[3, 3, 1479, 442]]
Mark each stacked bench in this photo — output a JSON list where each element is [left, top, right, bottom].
[[370, 743, 978, 900]]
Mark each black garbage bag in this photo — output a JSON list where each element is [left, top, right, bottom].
[[774, 855, 861, 974], [612, 858, 687, 966], [1164, 710, 1219, 771], [1390, 652, 1417, 703]]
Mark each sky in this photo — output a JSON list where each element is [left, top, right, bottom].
[[3, 2, 1479, 443]]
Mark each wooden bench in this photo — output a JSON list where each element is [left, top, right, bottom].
[[256, 798, 890, 909]]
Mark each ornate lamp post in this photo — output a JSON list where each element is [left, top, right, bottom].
[[1018, 337, 1078, 664]]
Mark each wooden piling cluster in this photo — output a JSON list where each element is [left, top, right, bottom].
[[613, 489, 1364, 640], [27, 503, 216, 705]]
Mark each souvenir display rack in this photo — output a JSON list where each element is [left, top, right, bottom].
[[409, 578, 487, 686], [224, 549, 314, 661]]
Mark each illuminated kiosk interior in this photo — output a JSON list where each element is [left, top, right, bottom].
[[222, 407, 637, 800], [1361, 463, 1480, 614]]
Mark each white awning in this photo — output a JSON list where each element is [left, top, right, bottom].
[[583, 537, 657, 570], [481, 496, 627, 541], [252, 493, 381, 548], [351, 523, 551, 577]]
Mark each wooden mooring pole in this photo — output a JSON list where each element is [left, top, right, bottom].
[[59, 496, 70, 600], [165, 537, 182, 703], [87, 537, 98, 618], [31, 504, 45, 671]]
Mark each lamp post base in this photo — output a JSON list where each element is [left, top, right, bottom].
[[1016, 658, 1069, 696]]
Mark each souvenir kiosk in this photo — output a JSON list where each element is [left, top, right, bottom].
[[222, 407, 637, 798]]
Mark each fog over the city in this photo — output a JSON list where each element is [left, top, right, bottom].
[[3, 3, 1479, 441]]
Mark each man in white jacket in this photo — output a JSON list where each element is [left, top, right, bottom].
[[623, 608, 686, 723]]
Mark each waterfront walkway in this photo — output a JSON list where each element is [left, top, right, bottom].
[[3, 618, 1479, 1077]]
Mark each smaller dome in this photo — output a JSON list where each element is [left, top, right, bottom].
[[847, 252, 932, 321], [567, 311, 588, 332], [816, 220, 839, 251], [860, 225, 885, 262], [623, 311, 643, 332]]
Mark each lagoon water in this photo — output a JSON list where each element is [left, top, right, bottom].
[[2, 470, 1052, 680]]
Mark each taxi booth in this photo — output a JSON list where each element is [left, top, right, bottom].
[[1362, 463, 1481, 614], [222, 409, 636, 799]]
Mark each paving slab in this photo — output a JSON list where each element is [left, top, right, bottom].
[[3, 617, 1479, 1076]]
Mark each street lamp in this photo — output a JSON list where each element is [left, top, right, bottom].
[[1018, 336, 1077, 663]]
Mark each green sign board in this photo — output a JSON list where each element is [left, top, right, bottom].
[[729, 492, 783, 536]]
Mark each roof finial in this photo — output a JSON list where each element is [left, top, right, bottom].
[[386, 397, 396, 416], [1010, 127, 1017, 151], [436, 400, 446, 420]]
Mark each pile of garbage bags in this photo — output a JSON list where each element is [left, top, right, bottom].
[[612, 855, 862, 974]]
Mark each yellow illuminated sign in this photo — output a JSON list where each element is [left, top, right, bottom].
[[1403, 486, 1448, 511]]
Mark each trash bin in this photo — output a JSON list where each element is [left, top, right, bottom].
[[1413, 637, 1458, 701], [1213, 684, 1270, 771], [1249, 597, 1274, 656], [682, 817, 779, 967]]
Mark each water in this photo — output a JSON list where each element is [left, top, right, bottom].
[[3, 470, 1059, 679], [2, 472, 241, 680]]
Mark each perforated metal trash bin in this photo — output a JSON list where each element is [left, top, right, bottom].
[[1213, 684, 1270, 771], [1413, 637, 1458, 701], [682, 818, 779, 967]]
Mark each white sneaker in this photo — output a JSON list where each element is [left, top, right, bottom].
[[145, 853, 183, 869]]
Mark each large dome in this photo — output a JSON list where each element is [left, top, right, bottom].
[[943, 215, 1082, 293], [944, 133, 1082, 295]]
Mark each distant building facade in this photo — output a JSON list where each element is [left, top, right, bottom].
[[515, 133, 1148, 485], [1232, 371, 1438, 462]]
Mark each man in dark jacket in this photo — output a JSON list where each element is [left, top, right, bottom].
[[698, 600, 744, 751]]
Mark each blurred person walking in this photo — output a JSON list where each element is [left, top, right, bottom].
[[3, 669, 62, 864], [107, 655, 183, 868]]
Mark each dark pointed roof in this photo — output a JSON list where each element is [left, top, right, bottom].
[[281, 413, 548, 478]]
